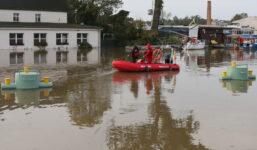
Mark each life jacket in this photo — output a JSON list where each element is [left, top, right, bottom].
[[131, 48, 139, 57]]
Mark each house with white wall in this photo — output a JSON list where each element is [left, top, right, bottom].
[[232, 17, 257, 35], [0, 0, 102, 51]]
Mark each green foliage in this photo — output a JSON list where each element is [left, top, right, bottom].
[[231, 13, 248, 22], [79, 41, 93, 50], [68, 0, 179, 46], [34, 41, 48, 50], [68, 0, 123, 25], [165, 16, 206, 25], [158, 36, 180, 44], [127, 30, 158, 46], [34, 41, 48, 47]]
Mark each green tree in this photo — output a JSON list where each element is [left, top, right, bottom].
[[231, 13, 248, 22], [68, 0, 123, 25], [165, 16, 206, 25]]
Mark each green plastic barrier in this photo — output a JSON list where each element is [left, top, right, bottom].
[[221, 64, 256, 81], [1, 69, 53, 90], [1, 83, 16, 89], [15, 71, 40, 89]]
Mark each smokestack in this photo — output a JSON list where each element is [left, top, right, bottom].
[[207, 0, 212, 25]]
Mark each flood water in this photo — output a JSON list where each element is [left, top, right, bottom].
[[0, 47, 257, 150]]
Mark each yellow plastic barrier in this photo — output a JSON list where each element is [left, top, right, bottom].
[[43, 77, 49, 84], [231, 61, 236, 67], [222, 72, 227, 77], [248, 70, 253, 76], [24, 66, 29, 74], [4, 78, 11, 85]]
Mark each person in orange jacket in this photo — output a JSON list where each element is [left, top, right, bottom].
[[144, 43, 153, 64]]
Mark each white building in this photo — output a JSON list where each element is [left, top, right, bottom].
[[0, 0, 102, 51], [232, 17, 257, 35]]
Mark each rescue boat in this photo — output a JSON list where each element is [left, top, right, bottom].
[[112, 60, 180, 72]]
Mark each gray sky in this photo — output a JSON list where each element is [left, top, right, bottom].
[[121, 0, 256, 21]]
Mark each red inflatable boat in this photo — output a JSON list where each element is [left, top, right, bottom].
[[112, 60, 180, 72]]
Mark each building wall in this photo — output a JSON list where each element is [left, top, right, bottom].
[[198, 28, 225, 44], [0, 10, 67, 23], [0, 28, 101, 50], [233, 17, 257, 35]]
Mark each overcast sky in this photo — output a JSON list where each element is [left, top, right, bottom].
[[121, 0, 256, 21]]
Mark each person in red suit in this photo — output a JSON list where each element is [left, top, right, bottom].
[[129, 45, 140, 63], [144, 43, 153, 64]]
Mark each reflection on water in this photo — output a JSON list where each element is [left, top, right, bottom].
[[0, 48, 100, 67], [109, 71, 207, 150], [0, 48, 257, 150], [220, 80, 254, 94], [112, 71, 179, 96], [34, 51, 47, 64], [10, 52, 24, 65], [0, 88, 52, 110], [67, 75, 112, 127], [183, 49, 257, 72]]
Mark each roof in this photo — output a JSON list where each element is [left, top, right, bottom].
[[199, 25, 235, 29], [233, 17, 257, 24], [0, 0, 68, 12], [226, 34, 255, 39], [232, 17, 257, 34], [239, 34, 255, 38], [0, 22, 102, 30]]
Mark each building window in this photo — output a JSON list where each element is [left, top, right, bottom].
[[77, 33, 88, 44], [35, 14, 41, 22], [56, 33, 68, 45], [13, 13, 19, 22], [10, 52, 24, 65], [56, 52, 68, 63], [9, 33, 24, 46], [34, 33, 47, 45]]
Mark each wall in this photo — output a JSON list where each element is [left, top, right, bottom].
[[0, 10, 67, 23], [233, 17, 257, 35], [0, 28, 101, 50]]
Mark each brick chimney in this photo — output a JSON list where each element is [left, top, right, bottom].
[[207, 0, 212, 25]]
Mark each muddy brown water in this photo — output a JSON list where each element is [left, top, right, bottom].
[[0, 48, 257, 150]]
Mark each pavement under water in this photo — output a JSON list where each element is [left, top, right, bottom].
[[0, 48, 257, 150]]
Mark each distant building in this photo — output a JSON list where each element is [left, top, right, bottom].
[[0, 0, 102, 51], [158, 25, 236, 45], [232, 17, 257, 35]]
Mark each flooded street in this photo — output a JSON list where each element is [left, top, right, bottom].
[[0, 47, 257, 150]]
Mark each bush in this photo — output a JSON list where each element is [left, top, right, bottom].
[[34, 41, 48, 47], [34, 41, 48, 50], [79, 41, 93, 50], [158, 36, 181, 44]]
